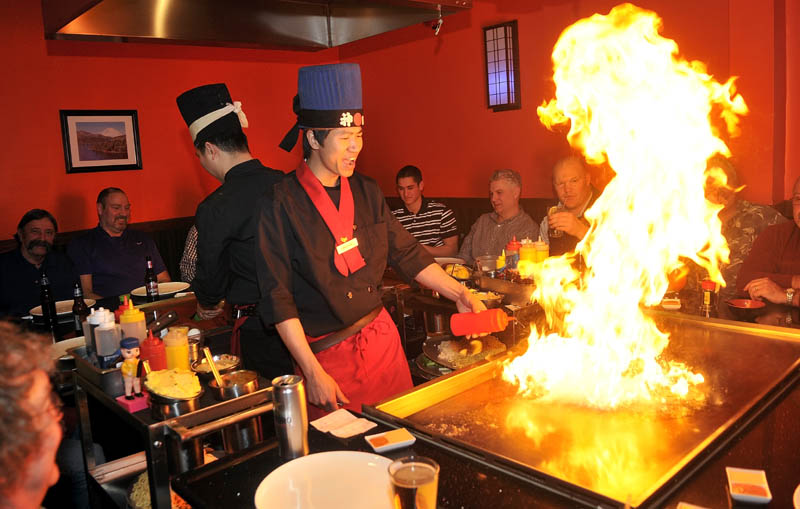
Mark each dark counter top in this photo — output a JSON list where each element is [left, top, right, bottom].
[[173, 380, 800, 508]]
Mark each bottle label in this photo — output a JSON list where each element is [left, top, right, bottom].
[[147, 281, 159, 296]]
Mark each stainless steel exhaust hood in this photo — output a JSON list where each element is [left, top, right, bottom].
[[42, 0, 472, 50]]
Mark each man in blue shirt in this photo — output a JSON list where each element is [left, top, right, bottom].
[[0, 209, 77, 317], [67, 188, 169, 299]]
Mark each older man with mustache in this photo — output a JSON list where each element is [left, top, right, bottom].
[[68, 188, 170, 299], [0, 209, 77, 317]]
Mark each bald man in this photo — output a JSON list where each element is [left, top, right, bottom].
[[540, 156, 599, 256]]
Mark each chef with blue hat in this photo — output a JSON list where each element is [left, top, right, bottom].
[[257, 63, 485, 418]]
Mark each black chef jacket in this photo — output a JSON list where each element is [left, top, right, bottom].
[[256, 170, 434, 338], [194, 159, 284, 328]]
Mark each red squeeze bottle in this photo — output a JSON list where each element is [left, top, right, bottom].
[[450, 309, 510, 337], [139, 329, 167, 371]]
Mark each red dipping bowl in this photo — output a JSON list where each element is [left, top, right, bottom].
[[727, 299, 766, 309], [726, 299, 766, 320]]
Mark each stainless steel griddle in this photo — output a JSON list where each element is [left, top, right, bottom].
[[365, 311, 800, 508]]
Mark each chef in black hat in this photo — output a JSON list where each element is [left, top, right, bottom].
[[257, 64, 484, 418], [177, 83, 293, 380]]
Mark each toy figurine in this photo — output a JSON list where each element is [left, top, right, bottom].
[[120, 337, 144, 400]]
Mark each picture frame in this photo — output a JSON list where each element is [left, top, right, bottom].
[[59, 109, 143, 173]]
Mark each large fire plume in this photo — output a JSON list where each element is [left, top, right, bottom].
[[502, 3, 748, 408]]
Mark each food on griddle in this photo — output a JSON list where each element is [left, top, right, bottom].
[[437, 336, 506, 369], [469, 289, 501, 301]]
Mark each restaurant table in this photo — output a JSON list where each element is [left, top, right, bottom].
[[171, 375, 800, 509]]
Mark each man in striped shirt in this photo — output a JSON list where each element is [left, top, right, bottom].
[[392, 165, 459, 257]]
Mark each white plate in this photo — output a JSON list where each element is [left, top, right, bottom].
[[30, 299, 96, 316], [793, 482, 800, 509], [130, 282, 190, 297], [254, 451, 393, 509], [52, 336, 85, 360], [434, 257, 466, 266]]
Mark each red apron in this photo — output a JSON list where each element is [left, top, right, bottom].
[[299, 308, 412, 421]]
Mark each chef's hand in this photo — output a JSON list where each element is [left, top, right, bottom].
[[306, 365, 349, 411], [743, 277, 786, 304], [196, 302, 223, 320], [456, 289, 488, 338], [548, 212, 589, 240]]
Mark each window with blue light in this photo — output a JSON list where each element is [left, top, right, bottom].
[[484, 20, 520, 111]]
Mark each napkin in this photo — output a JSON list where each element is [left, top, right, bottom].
[[310, 408, 377, 438]]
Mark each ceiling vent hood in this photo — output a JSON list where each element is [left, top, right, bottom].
[[42, 0, 472, 50]]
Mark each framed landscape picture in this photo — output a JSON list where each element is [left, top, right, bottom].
[[59, 110, 143, 173]]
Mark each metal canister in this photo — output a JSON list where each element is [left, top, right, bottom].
[[271, 375, 309, 459], [208, 370, 262, 453]]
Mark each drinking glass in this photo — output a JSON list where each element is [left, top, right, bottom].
[[388, 456, 439, 509], [548, 205, 565, 238]]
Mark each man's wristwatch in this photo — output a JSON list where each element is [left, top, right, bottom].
[[786, 287, 796, 306]]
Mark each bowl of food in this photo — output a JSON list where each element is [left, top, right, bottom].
[[443, 263, 472, 281], [191, 354, 241, 380], [207, 369, 259, 401], [143, 369, 204, 420]]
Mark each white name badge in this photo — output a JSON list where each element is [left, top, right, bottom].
[[336, 237, 359, 255]]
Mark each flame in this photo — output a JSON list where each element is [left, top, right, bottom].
[[503, 3, 747, 408]]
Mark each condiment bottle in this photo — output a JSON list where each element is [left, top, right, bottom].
[[505, 236, 521, 270], [119, 299, 147, 342], [139, 329, 167, 371], [83, 307, 106, 356], [533, 235, 549, 262], [72, 282, 91, 335], [95, 313, 121, 369], [450, 308, 510, 337], [700, 279, 718, 318], [519, 238, 536, 263], [164, 327, 190, 371]]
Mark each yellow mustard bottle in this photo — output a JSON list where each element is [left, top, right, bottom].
[[163, 327, 190, 371]]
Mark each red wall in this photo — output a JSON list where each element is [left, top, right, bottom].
[[342, 0, 779, 204], [786, 0, 800, 194], [0, 0, 788, 238], [0, 2, 333, 237]]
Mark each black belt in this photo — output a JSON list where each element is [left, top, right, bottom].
[[233, 304, 257, 319], [309, 305, 383, 354]]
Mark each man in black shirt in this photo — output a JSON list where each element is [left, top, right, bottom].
[[0, 209, 76, 317], [177, 83, 293, 379], [260, 64, 484, 418]]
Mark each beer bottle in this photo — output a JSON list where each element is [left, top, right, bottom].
[[40, 272, 59, 335], [72, 282, 91, 335], [144, 256, 159, 302]]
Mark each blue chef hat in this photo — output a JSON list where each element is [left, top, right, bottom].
[[279, 63, 365, 152]]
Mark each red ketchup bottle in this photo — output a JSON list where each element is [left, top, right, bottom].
[[139, 329, 167, 371], [450, 309, 510, 337]]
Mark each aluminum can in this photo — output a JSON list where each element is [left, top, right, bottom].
[[271, 375, 309, 459]]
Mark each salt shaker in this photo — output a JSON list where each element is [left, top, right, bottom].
[[271, 375, 309, 459]]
